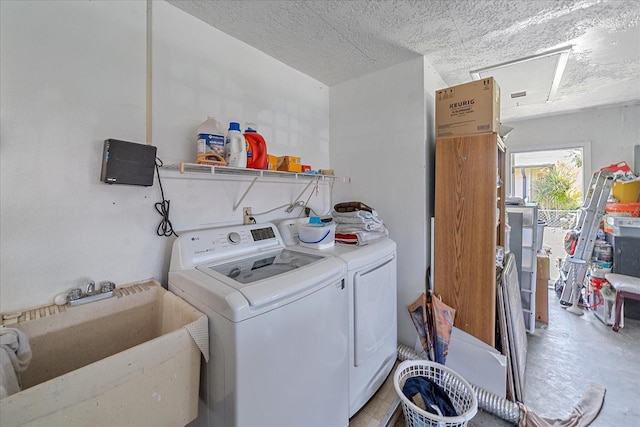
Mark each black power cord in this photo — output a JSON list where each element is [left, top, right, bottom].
[[154, 158, 178, 237]]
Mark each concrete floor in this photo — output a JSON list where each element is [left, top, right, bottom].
[[472, 287, 640, 426], [387, 286, 640, 426], [525, 289, 640, 424]]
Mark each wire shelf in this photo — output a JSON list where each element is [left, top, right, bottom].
[[161, 162, 345, 182]]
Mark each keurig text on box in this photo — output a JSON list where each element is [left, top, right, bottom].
[[436, 77, 500, 138]]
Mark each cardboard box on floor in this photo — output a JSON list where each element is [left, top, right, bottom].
[[536, 252, 551, 323], [435, 77, 500, 138]]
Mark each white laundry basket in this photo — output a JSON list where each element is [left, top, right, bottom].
[[393, 360, 478, 427]]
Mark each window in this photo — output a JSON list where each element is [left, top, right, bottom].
[[510, 147, 584, 207], [508, 144, 589, 280]]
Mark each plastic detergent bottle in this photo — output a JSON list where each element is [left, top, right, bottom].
[[225, 122, 247, 168], [196, 116, 225, 158], [244, 124, 268, 170]]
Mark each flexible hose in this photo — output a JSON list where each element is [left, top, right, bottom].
[[396, 344, 522, 424], [397, 344, 421, 362]]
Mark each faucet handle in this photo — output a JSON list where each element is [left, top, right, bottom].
[[99, 281, 116, 293], [68, 287, 83, 301], [85, 281, 97, 296]]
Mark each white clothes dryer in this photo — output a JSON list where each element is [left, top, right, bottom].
[[277, 219, 398, 418], [169, 223, 349, 427]]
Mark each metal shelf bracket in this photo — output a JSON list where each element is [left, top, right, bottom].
[[232, 176, 259, 212]]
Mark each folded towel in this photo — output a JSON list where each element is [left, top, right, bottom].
[[335, 235, 360, 245], [338, 222, 382, 232], [331, 210, 380, 221], [333, 209, 385, 233], [0, 326, 32, 398], [333, 201, 375, 213], [336, 222, 385, 232], [335, 228, 388, 246]]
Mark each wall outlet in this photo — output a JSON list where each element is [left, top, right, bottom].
[[243, 207, 253, 225]]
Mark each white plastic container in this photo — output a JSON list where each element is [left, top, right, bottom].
[[298, 222, 336, 249], [224, 121, 247, 168], [607, 216, 640, 237], [197, 116, 225, 157]]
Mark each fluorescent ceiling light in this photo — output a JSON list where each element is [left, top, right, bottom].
[[470, 46, 572, 107]]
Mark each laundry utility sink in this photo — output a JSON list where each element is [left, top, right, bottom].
[[0, 279, 207, 427]]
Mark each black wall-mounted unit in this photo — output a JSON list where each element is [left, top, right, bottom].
[[100, 139, 157, 186]]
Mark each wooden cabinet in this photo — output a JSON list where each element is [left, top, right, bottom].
[[434, 132, 506, 347]]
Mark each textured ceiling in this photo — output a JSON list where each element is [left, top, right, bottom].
[[167, 0, 640, 121]]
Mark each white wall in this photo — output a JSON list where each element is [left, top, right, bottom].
[[152, 1, 331, 168], [504, 104, 640, 181], [330, 57, 446, 347], [0, 0, 331, 312], [150, 1, 332, 231]]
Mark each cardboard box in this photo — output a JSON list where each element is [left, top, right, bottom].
[[537, 253, 550, 280], [277, 155, 302, 172], [535, 253, 550, 323], [535, 278, 549, 323], [267, 154, 278, 170], [436, 77, 500, 137], [0, 280, 206, 426]]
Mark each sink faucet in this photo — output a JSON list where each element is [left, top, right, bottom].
[[54, 281, 116, 307], [86, 281, 97, 296]]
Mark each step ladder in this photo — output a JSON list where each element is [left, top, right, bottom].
[[558, 170, 614, 315]]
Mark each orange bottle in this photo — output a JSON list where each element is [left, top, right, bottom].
[[244, 125, 268, 169]]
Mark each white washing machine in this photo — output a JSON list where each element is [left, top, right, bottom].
[[168, 223, 349, 427], [277, 219, 398, 418]]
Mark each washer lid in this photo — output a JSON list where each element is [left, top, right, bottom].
[[202, 248, 323, 284], [195, 248, 344, 308]]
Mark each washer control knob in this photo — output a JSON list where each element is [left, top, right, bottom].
[[228, 232, 241, 244]]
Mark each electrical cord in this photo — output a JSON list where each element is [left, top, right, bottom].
[[251, 198, 317, 218], [252, 203, 297, 216], [154, 158, 178, 237], [238, 176, 330, 219], [296, 183, 320, 218]]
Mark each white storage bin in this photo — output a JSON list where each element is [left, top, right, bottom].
[[298, 221, 336, 249], [607, 216, 640, 237]]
